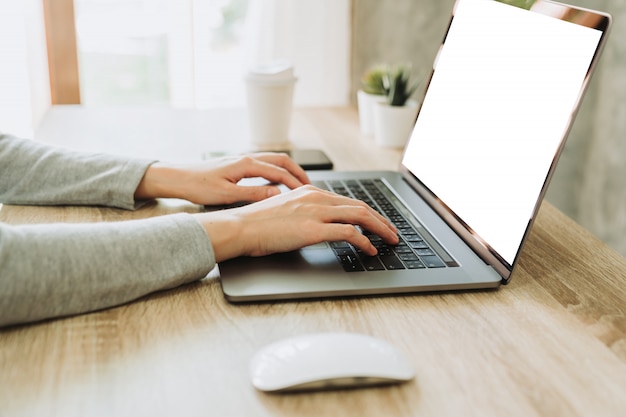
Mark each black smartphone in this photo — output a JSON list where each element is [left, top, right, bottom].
[[282, 149, 333, 170], [204, 148, 333, 170]]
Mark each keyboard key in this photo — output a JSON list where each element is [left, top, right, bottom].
[[398, 253, 420, 261], [338, 255, 365, 272], [360, 256, 386, 271], [379, 255, 406, 270], [421, 255, 445, 268], [405, 260, 426, 269], [394, 246, 414, 254], [376, 246, 394, 256], [408, 241, 430, 250], [333, 247, 355, 256], [366, 234, 383, 242]]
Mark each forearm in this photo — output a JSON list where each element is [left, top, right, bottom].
[[0, 134, 155, 210], [0, 214, 215, 327]]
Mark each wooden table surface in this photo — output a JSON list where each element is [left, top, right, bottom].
[[1, 106, 625, 417]]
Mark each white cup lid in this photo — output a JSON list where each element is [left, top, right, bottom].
[[246, 60, 296, 84]]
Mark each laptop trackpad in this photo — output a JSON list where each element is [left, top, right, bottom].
[[299, 245, 340, 267], [218, 244, 356, 300]]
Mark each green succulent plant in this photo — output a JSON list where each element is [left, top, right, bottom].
[[383, 64, 419, 107], [361, 65, 387, 95]]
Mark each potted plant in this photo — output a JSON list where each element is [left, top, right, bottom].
[[373, 64, 420, 148], [357, 65, 388, 135]]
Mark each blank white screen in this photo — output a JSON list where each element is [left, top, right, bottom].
[[402, 0, 602, 264]]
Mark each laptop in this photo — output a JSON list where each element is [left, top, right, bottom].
[[217, 0, 611, 301]]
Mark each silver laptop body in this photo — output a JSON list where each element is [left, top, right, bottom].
[[218, 0, 611, 302]]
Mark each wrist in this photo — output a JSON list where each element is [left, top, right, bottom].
[[135, 162, 185, 200], [195, 211, 247, 263]]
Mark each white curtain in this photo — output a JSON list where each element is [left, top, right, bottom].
[[243, 0, 351, 106]]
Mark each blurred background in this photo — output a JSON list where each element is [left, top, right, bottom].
[[0, 0, 624, 256]]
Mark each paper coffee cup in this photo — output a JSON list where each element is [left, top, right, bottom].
[[245, 61, 297, 147]]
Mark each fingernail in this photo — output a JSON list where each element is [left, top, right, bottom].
[[267, 187, 280, 198]]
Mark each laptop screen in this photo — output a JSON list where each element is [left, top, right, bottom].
[[401, 0, 609, 266]]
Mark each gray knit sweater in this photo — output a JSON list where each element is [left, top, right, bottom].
[[0, 135, 215, 327]]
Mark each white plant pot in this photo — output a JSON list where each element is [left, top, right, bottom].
[[357, 90, 386, 136], [373, 100, 419, 148]]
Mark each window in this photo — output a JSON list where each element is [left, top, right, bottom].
[[1, 0, 350, 136], [74, 0, 250, 107], [74, 0, 350, 108]]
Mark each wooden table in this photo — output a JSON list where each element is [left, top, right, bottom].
[[1, 106, 626, 417]]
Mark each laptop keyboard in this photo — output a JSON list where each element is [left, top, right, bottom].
[[315, 178, 448, 272]]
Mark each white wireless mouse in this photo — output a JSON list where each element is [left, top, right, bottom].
[[249, 332, 415, 392]]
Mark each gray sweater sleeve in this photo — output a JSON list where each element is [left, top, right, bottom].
[[0, 135, 216, 327], [0, 134, 150, 209]]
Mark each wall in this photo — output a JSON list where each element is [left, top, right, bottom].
[[0, 1, 50, 137], [351, 0, 626, 257]]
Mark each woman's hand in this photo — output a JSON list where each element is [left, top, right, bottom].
[[135, 152, 310, 206], [194, 185, 399, 262]]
